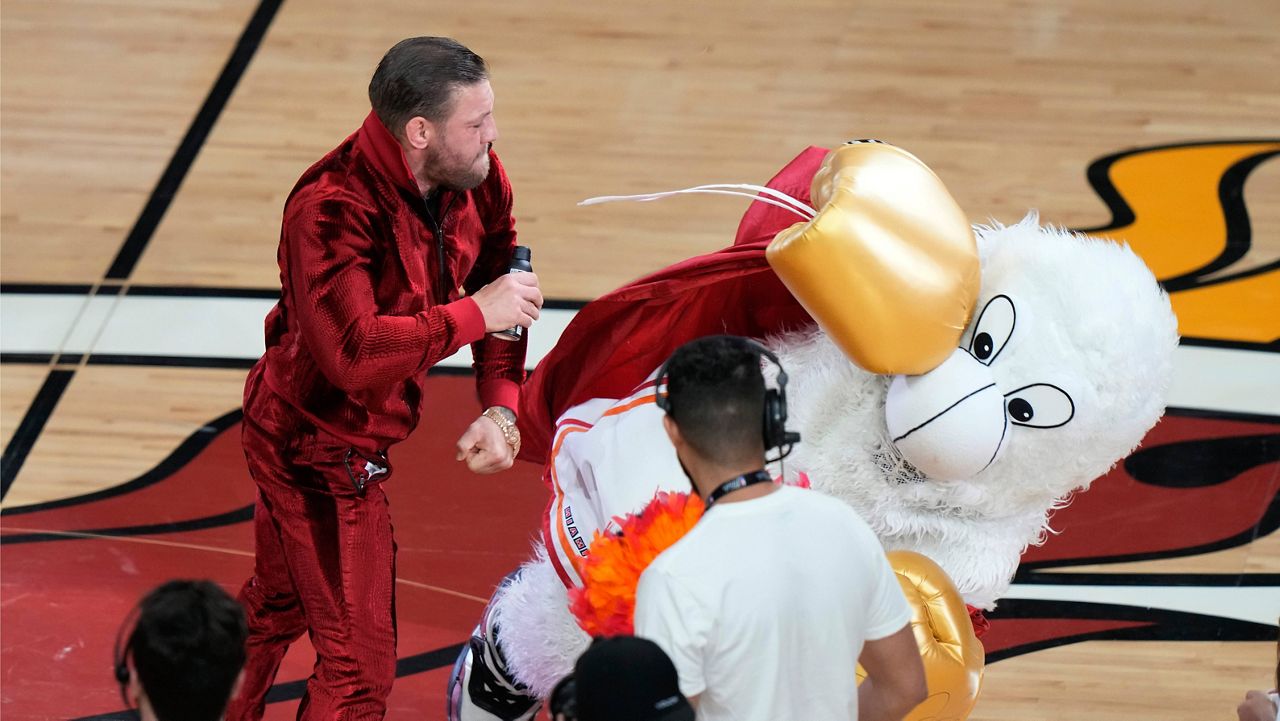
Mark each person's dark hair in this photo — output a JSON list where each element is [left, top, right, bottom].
[[368, 37, 489, 138], [663, 336, 766, 463], [130, 580, 248, 721]]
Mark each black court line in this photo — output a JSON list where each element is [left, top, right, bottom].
[[1163, 405, 1280, 425], [80, 356, 534, 371], [985, 599, 1277, 664], [262, 642, 466, 703], [1180, 336, 1280, 353], [0, 353, 57, 365], [1075, 138, 1280, 235], [1074, 141, 1280, 296], [70, 641, 467, 720], [86, 354, 259, 370], [1, 284, 589, 306], [0, 283, 96, 295], [104, 0, 284, 280], [1, 409, 242, 517], [1181, 257, 1280, 291], [0, 284, 589, 305], [0, 0, 282, 501], [1014, 571, 1280, 587], [1017, 484, 1280, 573], [125, 285, 281, 299], [0, 504, 255, 545], [0, 366, 498, 522], [1168, 149, 1278, 289], [543, 298, 589, 310], [1, 370, 75, 500]]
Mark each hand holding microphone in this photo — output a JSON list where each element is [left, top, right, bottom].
[[472, 245, 542, 335]]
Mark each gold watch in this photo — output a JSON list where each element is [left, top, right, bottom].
[[482, 406, 521, 457]]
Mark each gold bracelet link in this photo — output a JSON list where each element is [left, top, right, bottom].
[[482, 406, 521, 457]]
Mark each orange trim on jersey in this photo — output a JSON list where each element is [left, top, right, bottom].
[[549, 424, 592, 578], [601, 393, 657, 418], [546, 393, 659, 580]]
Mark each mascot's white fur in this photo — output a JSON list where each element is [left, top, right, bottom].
[[481, 213, 1178, 700]]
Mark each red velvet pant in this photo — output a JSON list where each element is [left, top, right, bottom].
[[226, 393, 398, 721]]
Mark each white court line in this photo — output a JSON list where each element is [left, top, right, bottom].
[[64, 296, 121, 354], [91, 296, 273, 360], [0, 294, 95, 355], [1168, 345, 1280, 417], [1003, 583, 1280, 627], [0, 292, 1276, 418]]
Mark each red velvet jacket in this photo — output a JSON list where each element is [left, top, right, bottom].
[[246, 111, 525, 454]]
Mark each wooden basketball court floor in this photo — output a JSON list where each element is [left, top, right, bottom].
[[1, 0, 1277, 718]]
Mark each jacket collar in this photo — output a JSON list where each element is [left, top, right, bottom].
[[356, 111, 423, 197]]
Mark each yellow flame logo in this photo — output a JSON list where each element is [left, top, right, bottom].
[[1079, 140, 1280, 345]]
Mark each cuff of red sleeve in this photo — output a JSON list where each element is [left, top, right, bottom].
[[478, 377, 520, 415], [444, 297, 487, 346]]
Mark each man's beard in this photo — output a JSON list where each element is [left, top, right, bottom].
[[426, 141, 490, 192]]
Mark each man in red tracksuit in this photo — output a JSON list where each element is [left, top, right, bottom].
[[225, 37, 543, 720]]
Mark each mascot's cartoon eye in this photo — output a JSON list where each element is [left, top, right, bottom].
[[1004, 383, 1075, 429], [1008, 397, 1034, 421], [968, 295, 1016, 365]]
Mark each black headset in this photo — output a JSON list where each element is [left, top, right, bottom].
[[654, 335, 800, 460], [112, 600, 144, 707]]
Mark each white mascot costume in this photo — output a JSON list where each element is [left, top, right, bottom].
[[447, 142, 1178, 721]]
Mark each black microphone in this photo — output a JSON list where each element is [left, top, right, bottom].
[[491, 245, 532, 341]]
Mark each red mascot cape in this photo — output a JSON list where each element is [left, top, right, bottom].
[[517, 146, 828, 462]]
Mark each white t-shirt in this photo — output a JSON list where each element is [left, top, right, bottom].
[[634, 485, 911, 721]]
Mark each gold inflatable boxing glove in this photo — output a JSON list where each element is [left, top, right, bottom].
[[766, 141, 980, 375], [857, 550, 985, 721]]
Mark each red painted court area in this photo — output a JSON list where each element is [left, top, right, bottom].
[[1, 374, 548, 720], [2, 373, 1275, 719]]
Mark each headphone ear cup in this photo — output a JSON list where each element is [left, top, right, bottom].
[[114, 629, 131, 684], [654, 356, 673, 413], [763, 389, 784, 451], [114, 639, 133, 710], [113, 602, 140, 701]]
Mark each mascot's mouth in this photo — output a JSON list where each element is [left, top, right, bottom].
[[873, 445, 929, 485]]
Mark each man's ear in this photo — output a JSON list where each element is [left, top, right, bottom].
[[662, 413, 682, 448], [403, 116, 433, 150], [127, 666, 144, 710]]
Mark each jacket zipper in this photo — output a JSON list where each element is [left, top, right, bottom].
[[423, 194, 456, 305]]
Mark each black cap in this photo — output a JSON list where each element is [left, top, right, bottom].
[[574, 636, 695, 721]]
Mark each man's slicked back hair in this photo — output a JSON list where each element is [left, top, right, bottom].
[[368, 37, 488, 137]]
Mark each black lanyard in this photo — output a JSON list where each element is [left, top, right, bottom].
[[705, 469, 773, 508]]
